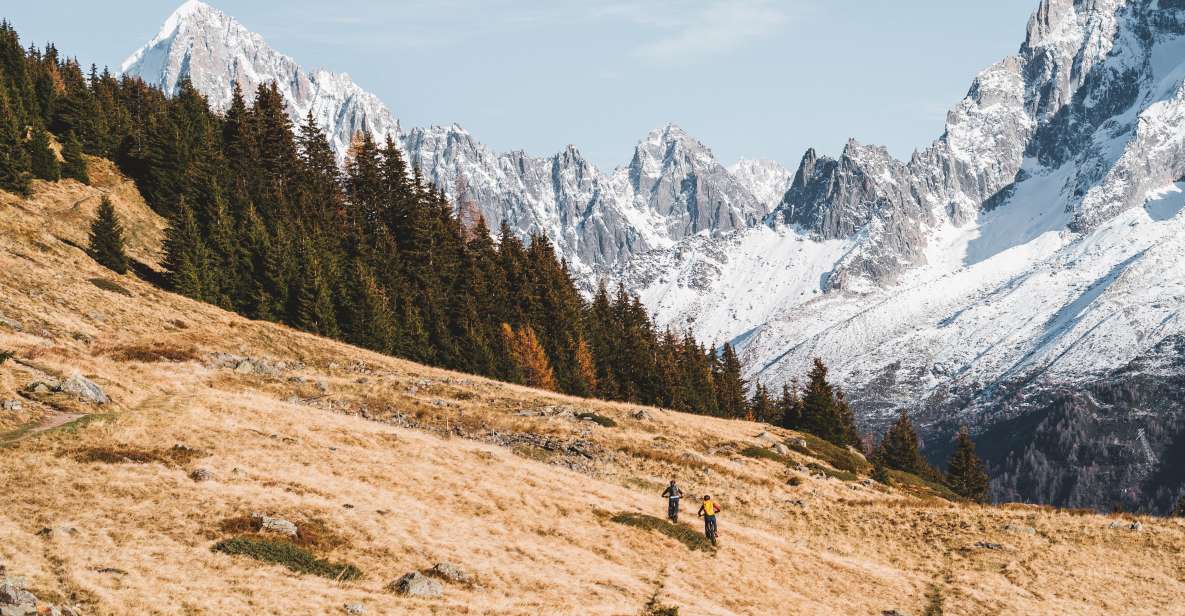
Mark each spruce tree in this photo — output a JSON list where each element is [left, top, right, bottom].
[[800, 358, 841, 444], [945, 428, 990, 502], [778, 381, 803, 429], [834, 388, 862, 451], [750, 383, 773, 424], [1173, 495, 1185, 518], [872, 460, 891, 485], [87, 196, 128, 274], [27, 125, 59, 180], [716, 343, 747, 418], [875, 410, 930, 477], [296, 241, 341, 339], [0, 89, 31, 195], [162, 197, 209, 299], [60, 130, 88, 184]]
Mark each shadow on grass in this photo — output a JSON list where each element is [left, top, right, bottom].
[[610, 512, 714, 552]]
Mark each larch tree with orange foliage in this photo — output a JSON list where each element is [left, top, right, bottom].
[[502, 323, 558, 392]]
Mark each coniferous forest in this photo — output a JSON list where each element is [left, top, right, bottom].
[[0, 22, 756, 417]]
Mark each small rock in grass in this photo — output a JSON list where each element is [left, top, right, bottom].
[[427, 562, 473, 585], [772, 443, 790, 456], [343, 603, 365, 615], [388, 571, 443, 597], [254, 514, 298, 538], [189, 468, 213, 482], [0, 400, 22, 413]]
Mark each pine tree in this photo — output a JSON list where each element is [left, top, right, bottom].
[[343, 261, 398, 354], [834, 388, 862, 451], [875, 410, 930, 477], [945, 428, 990, 502], [779, 381, 803, 429], [502, 323, 558, 392], [872, 460, 891, 485], [800, 358, 841, 444], [0, 88, 31, 195], [1173, 495, 1185, 518], [162, 197, 209, 299], [87, 196, 128, 274], [60, 129, 88, 184], [750, 383, 773, 424], [296, 240, 341, 339], [27, 125, 58, 180], [716, 343, 747, 418]]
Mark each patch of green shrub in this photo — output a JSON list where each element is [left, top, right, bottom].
[[212, 536, 362, 580], [789, 433, 871, 474], [610, 512, 714, 552], [805, 462, 858, 482], [887, 469, 962, 501], [740, 446, 788, 463], [576, 412, 617, 427]]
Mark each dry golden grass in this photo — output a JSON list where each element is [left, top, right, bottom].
[[2, 174, 1185, 615]]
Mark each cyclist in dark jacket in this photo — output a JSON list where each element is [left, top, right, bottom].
[[661, 480, 683, 522]]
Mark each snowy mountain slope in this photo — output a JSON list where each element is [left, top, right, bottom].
[[123, 2, 770, 277], [626, 0, 1185, 510]]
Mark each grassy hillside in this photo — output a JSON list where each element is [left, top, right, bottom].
[[1, 166, 1184, 615]]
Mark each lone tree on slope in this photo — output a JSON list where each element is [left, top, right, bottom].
[[87, 196, 128, 274]]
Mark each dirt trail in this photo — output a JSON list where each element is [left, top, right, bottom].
[[0, 410, 86, 445]]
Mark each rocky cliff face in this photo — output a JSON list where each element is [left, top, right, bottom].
[[123, 3, 769, 277]]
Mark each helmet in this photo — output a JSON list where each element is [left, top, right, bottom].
[[703, 495, 710, 500]]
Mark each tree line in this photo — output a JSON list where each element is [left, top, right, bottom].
[[0, 22, 755, 414]]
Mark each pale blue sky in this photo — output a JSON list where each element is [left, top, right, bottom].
[[5, 1, 1040, 169]]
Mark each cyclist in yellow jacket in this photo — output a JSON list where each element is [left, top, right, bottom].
[[697, 495, 721, 544]]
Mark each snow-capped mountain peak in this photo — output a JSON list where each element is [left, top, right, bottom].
[[122, 0, 399, 163]]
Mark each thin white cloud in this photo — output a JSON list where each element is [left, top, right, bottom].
[[601, 0, 791, 65]]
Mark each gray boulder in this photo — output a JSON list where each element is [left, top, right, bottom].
[[772, 443, 790, 456], [0, 400, 21, 413], [189, 468, 213, 482], [388, 571, 443, 597], [59, 374, 109, 405]]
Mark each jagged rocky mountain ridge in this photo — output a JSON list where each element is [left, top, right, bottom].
[[627, 0, 1185, 511], [124, 0, 1185, 511], [122, 1, 781, 278]]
